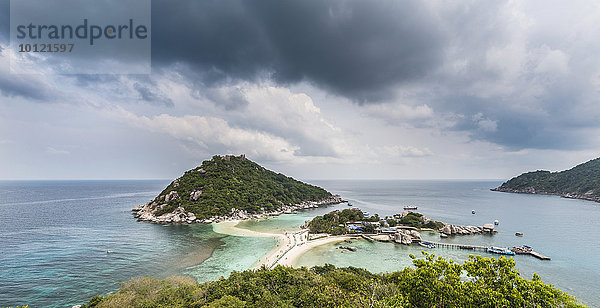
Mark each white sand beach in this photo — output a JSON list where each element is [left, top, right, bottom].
[[277, 235, 352, 267], [213, 220, 354, 268], [212, 220, 292, 268]]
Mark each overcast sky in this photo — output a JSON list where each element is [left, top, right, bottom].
[[1, 0, 600, 180]]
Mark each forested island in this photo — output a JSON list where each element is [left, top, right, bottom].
[[492, 157, 600, 203], [81, 254, 584, 307], [308, 209, 444, 235], [133, 155, 341, 223]]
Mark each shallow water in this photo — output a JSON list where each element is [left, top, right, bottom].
[[298, 180, 600, 307], [1, 180, 599, 307]]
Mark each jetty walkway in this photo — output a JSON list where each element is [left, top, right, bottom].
[[424, 240, 551, 260]]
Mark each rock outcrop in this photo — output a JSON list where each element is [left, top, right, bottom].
[[387, 229, 422, 245], [439, 223, 495, 236], [133, 195, 343, 224], [190, 190, 202, 201]]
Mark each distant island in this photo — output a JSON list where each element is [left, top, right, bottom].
[[133, 154, 341, 224], [492, 157, 600, 203]]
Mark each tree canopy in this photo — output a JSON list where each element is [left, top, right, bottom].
[[83, 253, 586, 307], [151, 155, 332, 219], [494, 157, 600, 201]]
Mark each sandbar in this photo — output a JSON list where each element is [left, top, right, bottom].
[[212, 220, 355, 269]]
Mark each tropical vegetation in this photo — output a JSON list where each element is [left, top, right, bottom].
[[82, 253, 586, 307], [494, 157, 600, 201], [151, 155, 332, 219], [308, 209, 444, 235]]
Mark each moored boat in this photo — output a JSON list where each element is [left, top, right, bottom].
[[487, 246, 515, 255], [511, 245, 532, 254], [404, 206, 418, 210], [419, 241, 435, 249]]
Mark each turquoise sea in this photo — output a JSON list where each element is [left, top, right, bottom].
[[1, 180, 599, 307]]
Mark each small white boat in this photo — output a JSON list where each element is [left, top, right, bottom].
[[487, 246, 515, 256], [419, 241, 435, 249], [494, 220, 499, 225]]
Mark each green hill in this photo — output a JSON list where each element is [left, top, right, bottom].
[[134, 155, 336, 222], [492, 157, 600, 202]]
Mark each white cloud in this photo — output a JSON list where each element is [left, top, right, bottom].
[[379, 145, 433, 159], [362, 102, 434, 126], [534, 46, 569, 75], [111, 107, 301, 162], [45, 147, 70, 155]]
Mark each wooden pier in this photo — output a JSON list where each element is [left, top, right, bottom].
[[423, 241, 550, 260], [529, 251, 551, 260], [427, 241, 488, 252]]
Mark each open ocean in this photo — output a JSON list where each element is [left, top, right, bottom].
[[1, 180, 599, 307]]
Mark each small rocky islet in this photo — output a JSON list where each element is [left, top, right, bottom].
[[132, 154, 342, 224]]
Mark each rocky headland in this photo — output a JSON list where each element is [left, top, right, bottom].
[[492, 186, 600, 203], [492, 157, 600, 203], [133, 195, 342, 224]]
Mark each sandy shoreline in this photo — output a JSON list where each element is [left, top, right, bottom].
[[212, 220, 354, 268], [277, 235, 354, 267], [212, 220, 291, 269]]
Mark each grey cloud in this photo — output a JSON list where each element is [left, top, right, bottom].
[[438, 91, 595, 150], [203, 87, 249, 111], [0, 74, 51, 100], [151, 0, 445, 102], [133, 82, 173, 107], [0, 0, 7, 43], [72, 75, 121, 87]]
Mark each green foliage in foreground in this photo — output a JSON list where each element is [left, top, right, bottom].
[[84, 253, 586, 308], [495, 157, 600, 199], [152, 155, 331, 219]]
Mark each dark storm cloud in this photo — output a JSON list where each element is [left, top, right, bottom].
[[438, 90, 596, 151], [151, 0, 445, 102], [2, 0, 598, 154], [0, 0, 7, 43]]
